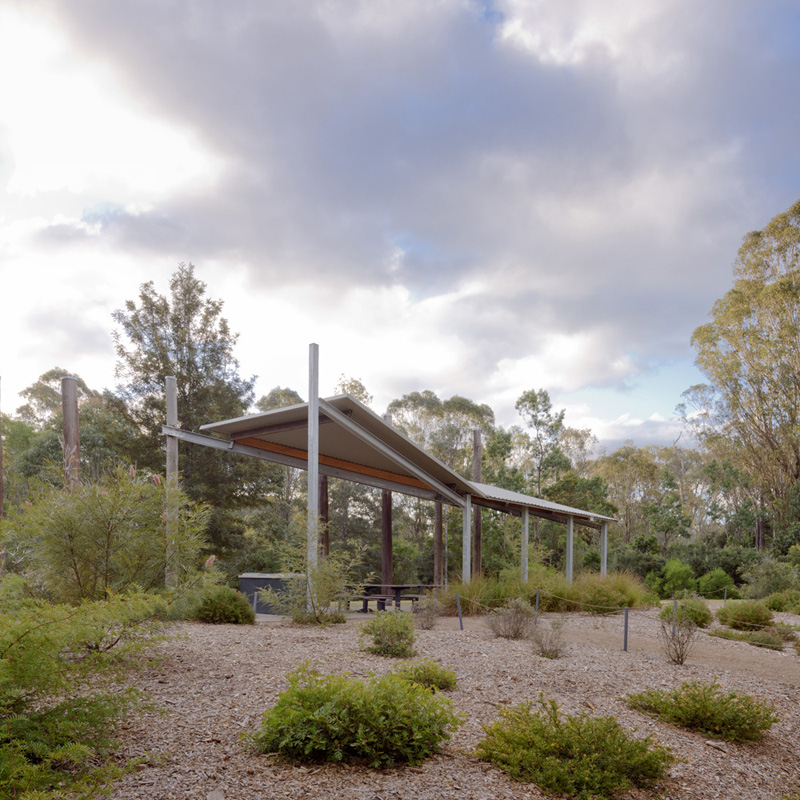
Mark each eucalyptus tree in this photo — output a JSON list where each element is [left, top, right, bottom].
[[690, 198, 800, 547]]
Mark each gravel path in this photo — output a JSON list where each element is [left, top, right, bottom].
[[112, 609, 800, 800]]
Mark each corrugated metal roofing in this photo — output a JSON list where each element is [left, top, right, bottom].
[[200, 394, 616, 525]]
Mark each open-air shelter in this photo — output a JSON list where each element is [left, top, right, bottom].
[[162, 355, 616, 584]]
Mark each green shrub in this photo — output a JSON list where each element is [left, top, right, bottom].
[[765, 589, 800, 613], [742, 557, 800, 598], [578, 582, 627, 614], [194, 585, 256, 624], [250, 663, 463, 767], [661, 559, 697, 597], [659, 596, 712, 628], [359, 611, 416, 658], [476, 695, 673, 799], [698, 567, 737, 599], [0, 467, 209, 603], [626, 679, 778, 741], [0, 585, 164, 796], [393, 658, 458, 692], [709, 628, 785, 650], [716, 600, 773, 631], [485, 597, 536, 639]]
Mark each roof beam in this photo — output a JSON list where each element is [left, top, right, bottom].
[[229, 410, 351, 440], [318, 398, 466, 508]]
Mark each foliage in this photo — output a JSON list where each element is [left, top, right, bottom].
[[485, 597, 536, 639], [765, 589, 800, 613], [577, 581, 627, 614], [111, 263, 282, 555], [393, 658, 458, 692], [689, 199, 800, 534], [742, 557, 800, 598], [626, 679, 778, 741], [476, 695, 673, 799], [412, 594, 444, 630], [249, 663, 463, 767], [698, 567, 737, 598], [0, 582, 164, 796], [659, 617, 697, 665], [531, 616, 566, 659], [659, 596, 712, 628], [716, 600, 773, 631], [709, 626, 791, 650], [1, 466, 209, 603], [194, 585, 256, 624], [358, 611, 417, 658]]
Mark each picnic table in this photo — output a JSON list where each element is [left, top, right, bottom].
[[356, 584, 439, 612]]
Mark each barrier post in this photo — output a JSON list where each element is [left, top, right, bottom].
[[456, 593, 464, 631], [623, 606, 629, 652]]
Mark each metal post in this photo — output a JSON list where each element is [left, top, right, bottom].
[[472, 429, 482, 577], [672, 597, 678, 637], [434, 501, 443, 586], [462, 494, 472, 583], [61, 376, 80, 489], [381, 413, 393, 592], [600, 521, 608, 577], [521, 507, 529, 583], [623, 606, 629, 652], [307, 344, 320, 580], [565, 515, 574, 584], [456, 593, 464, 630], [165, 377, 178, 588]]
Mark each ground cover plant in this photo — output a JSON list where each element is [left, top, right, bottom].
[[709, 628, 786, 650], [194, 584, 256, 624], [359, 610, 416, 658], [0, 577, 164, 797], [476, 695, 673, 800], [249, 662, 463, 767], [625, 679, 778, 741], [393, 658, 458, 691], [485, 597, 536, 639], [716, 600, 773, 630]]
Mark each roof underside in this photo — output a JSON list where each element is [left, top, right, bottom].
[[196, 394, 615, 528]]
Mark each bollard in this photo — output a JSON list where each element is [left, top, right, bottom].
[[623, 606, 629, 652], [723, 585, 727, 604], [456, 593, 464, 631], [535, 589, 540, 619], [672, 597, 678, 637]]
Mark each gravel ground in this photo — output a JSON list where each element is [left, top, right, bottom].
[[111, 608, 800, 800]]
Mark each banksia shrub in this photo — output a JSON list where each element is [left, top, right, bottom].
[[659, 596, 712, 628], [194, 585, 256, 625], [359, 611, 416, 658], [716, 600, 772, 631]]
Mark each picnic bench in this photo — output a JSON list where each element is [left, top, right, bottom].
[[353, 584, 435, 612]]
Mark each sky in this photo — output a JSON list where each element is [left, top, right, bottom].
[[1, 0, 799, 454]]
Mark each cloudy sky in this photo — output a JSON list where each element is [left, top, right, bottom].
[[1, 0, 799, 452]]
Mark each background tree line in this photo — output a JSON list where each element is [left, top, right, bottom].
[[3, 200, 800, 590]]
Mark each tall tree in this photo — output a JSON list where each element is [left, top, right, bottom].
[[112, 263, 275, 554], [515, 388, 566, 497], [690, 198, 800, 543]]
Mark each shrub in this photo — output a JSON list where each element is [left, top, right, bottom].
[[698, 567, 737, 599], [708, 628, 784, 649], [765, 589, 800, 613], [659, 596, 712, 628], [0, 467, 209, 603], [625, 679, 778, 741], [0, 586, 164, 796], [659, 617, 697, 665], [485, 597, 536, 639], [250, 663, 463, 767], [531, 616, 566, 659], [661, 559, 698, 597], [413, 594, 444, 630], [742, 557, 800, 598], [577, 580, 627, 615], [359, 611, 416, 658], [475, 695, 673, 799], [194, 585, 255, 624], [393, 658, 458, 692], [716, 600, 773, 631]]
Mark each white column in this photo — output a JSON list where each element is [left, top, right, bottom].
[[462, 494, 472, 584], [165, 376, 178, 589], [565, 515, 574, 584], [307, 344, 319, 575], [521, 507, 529, 583], [600, 521, 608, 577]]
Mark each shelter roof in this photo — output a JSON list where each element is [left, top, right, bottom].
[[198, 394, 615, 526]]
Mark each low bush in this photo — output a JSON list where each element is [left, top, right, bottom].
[[531, 616, 566, 659], [413, 594, 444, 630], [659, 617, 697, 665], [359, 611, 416, 658], [716, 600, 773, 631], [659, 596, 712, 628], [194, 585, 256, 624], [578, 582, 627, 615], [393, 658, 458, 692], [475, 695, 673, 799], [485, 597, 536, 639], [250, 663, 463, 767], [698, 567, 738, 599], [0, 585, 164, 797], [747, 629, 786, 650], [765, 589, 800, 613], [625, 679, 778, 741]]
